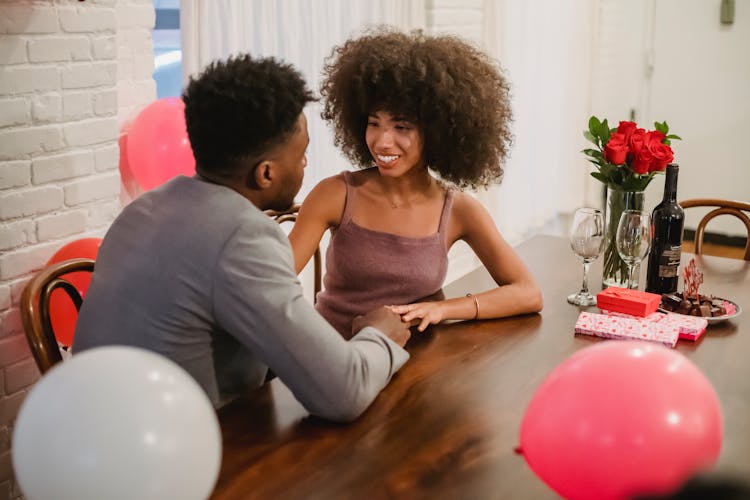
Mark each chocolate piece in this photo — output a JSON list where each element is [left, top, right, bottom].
[[660, 291, 729, 318], [677, 300, 692, 314], [662, 293, 682, 309]]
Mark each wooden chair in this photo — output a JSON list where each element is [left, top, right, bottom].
[[679, 198, 750, 260], [20, 258, 95, 374], [265, 204, 322, 302]]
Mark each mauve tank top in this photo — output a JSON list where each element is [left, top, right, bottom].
[[315, 171, 454, 338]]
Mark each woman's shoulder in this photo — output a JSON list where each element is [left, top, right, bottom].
[[313, 168, 374, 190], [300, 171, 355, 226], [448, 190, 485, 213], [308, 171, 348, 195], [344, 167, 378, 187], [447, 190, 495, 234]]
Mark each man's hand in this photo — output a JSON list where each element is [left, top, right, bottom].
[[352, 306, 411, 347]]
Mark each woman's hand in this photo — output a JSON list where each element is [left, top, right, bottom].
[[389, 302, 446, 332]]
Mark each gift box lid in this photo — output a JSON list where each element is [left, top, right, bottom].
[[596, 287, 662, 317]]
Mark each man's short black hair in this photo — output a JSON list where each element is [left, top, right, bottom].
[[183, 54, 315, 176]]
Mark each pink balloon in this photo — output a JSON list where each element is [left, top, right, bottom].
[[519, 341, 722, 500], [118, 123, 142, 202], [126, 98, 195, 191]]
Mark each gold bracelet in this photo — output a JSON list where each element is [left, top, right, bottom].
[[466, 293, 479, 320]]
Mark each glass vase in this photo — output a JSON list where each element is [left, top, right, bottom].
[[603, 187, 645, 288]]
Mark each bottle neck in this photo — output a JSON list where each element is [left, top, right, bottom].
[[663, 164, 679, 202]]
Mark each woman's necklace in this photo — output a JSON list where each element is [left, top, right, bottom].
[[385, 192, 425, 209]]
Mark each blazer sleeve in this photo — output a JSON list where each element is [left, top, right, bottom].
[[212, 215, 409, 422]]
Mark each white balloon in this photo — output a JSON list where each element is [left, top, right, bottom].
[[12, 346, 222, 500]]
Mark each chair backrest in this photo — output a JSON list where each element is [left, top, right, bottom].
[[679, 198, 750, 260], [265, 204, 322, 302], [20, 258, 95, 374]]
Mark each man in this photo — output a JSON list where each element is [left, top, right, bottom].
[[74, 54, 411, 422]]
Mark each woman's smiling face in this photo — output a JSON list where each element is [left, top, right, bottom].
[[365, 110, 425, 177]]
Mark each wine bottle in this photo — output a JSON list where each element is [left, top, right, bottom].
[[646, 164, 684, 294]]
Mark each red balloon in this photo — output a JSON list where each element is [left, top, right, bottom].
[[46, 238, 102, 347], [519, 341, 722, 500], [126, 98, 195, 192]]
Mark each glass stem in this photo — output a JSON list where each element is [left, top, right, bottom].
[[627, 264, 635, 289], [580, 261, 591, 294]]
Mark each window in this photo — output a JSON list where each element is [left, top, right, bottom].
[[153, 0, 182, 98]]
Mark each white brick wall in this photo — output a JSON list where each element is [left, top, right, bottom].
[[117, 1, 156, 124], [0, 1, 155, 496], [0, 162, 30, 190], [0, 287, 10, 311], [0, 99, 29, 129], [32, 150, 95, 184]]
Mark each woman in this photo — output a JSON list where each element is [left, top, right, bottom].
[[290, 28, 542, 337]]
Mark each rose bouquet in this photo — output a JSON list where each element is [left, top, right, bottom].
[[582, 116, 681, 286], [583, 116, 680, 190]]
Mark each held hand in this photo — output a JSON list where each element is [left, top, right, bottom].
[[389, 302, 445, 332], [352, 306, 411, 347]]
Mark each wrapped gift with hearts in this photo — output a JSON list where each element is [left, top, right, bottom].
[[575, 311, 680, 347], [601, 309, 708, 341]]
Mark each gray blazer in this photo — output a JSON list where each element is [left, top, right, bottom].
[[74, 176, 408, 421]]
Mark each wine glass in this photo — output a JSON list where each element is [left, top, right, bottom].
[[567, 208, 606, 306], [615, 210, 652, 289]]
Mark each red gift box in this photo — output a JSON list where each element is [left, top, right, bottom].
[[596, 287, 662, 317]]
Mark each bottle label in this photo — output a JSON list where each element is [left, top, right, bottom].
[[658, 246, 681, 278]]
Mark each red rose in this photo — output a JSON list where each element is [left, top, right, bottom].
[[648, 130, 666, 142], [645, 133, 674, 172], [631, 147, 653, 174], [617, 121, 638, 141], [604, 133, 628, 164], [628, 128, 647, 155]]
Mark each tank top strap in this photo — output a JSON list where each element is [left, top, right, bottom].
[[340, 170, 356, 224], [437, 187, 456, 235]]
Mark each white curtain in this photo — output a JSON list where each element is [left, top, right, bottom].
[[479, 0, 596, 244], [180, 0, 426, 198]]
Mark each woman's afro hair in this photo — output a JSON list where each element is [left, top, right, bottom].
[[320, 27, 512, 189]]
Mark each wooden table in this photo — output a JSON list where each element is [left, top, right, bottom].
[[212, 235, 750, 499]]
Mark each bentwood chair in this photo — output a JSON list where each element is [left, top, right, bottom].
[[679, 199, 750, 260], [20, 258, 95, 373], [265, 204, 322, 302]]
